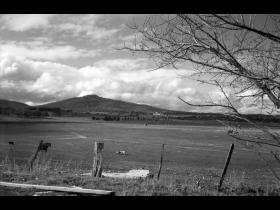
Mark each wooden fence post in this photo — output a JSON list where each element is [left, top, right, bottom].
[[29, 140, 44, 171], [157, 144, 165, 180], [92, 142, 104, 178], [218, 143, 235, 191], [8, 141, 15, 171]]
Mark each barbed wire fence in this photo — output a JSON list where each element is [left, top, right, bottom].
[[1, 134, 279, 181]]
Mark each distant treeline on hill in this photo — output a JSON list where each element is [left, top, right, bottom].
[[166, 112, 280, 123], [0, 107, 19, 115], [90, 111, 280, 123], [0, 107, 73, 118], [1, 106, 280, 123]]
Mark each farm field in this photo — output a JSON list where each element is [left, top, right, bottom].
[[1, 119, 280, 175]]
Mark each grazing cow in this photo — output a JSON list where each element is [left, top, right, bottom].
[[116, 150, 127, 155], [8, 141, 14, 145], [38, 142, 51, 152]]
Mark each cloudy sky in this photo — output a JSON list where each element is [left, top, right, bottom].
[[0, 14, 263, 113]]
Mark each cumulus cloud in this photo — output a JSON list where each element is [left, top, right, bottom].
[[0, 54, 269, 113], [0, 14, 55, 31], [0, 54, 205, 110], [49, 14, 122, 41], [0, 14, 123, 44], [0, 14, 272, 114], [94, 58, 150, 71], [0, 40, 98, 61], [0, 14, 209, 111]]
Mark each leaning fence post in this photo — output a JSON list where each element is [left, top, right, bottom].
[[92, 142, 104, 178], [29, 140, 44, 171], [157, 144, 165, 180], [8, 141, 15, 171], [218, 143, 235, 191]]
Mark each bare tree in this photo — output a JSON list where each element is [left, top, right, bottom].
[[123, 14, 280, 181]]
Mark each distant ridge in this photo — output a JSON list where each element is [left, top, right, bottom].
[[0, 99, 29, 110], [1, 96, 280, 123], [39, 94, 171, 113]]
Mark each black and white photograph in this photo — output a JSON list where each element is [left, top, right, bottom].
[[1, 14, 280, 197]]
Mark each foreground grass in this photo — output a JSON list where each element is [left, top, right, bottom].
[[1, 158, 280, 196]]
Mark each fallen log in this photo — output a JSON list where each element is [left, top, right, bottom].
[[0, 181, 115, 196]]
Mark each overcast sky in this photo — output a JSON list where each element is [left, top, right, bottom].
[[0, 14, 265, 113]]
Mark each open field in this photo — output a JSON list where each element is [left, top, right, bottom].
[[1, 119, 280, 195], [1, 119, 280, 170], [1, 118, 280, 192]]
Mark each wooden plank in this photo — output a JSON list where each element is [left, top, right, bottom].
[[218, 143, 235, 191], [157, 144, 164, 180], [0, 181, 115, 196]]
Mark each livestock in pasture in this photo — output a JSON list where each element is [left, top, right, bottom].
[[38, 142, 52, 152]]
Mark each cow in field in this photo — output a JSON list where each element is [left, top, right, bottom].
[[38, 141, 51, 152]]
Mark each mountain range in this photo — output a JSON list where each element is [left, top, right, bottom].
[[1, 95, 280, 123], [0, 95, 173, 114], [39, 94, 171, 113], [0, 99, 29, 111]]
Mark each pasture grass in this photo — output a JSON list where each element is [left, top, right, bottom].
[[1, 120, 280, 196], [1, 158, 280, 196]]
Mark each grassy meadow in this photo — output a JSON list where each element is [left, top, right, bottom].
[[1, 117, 280, 195]]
